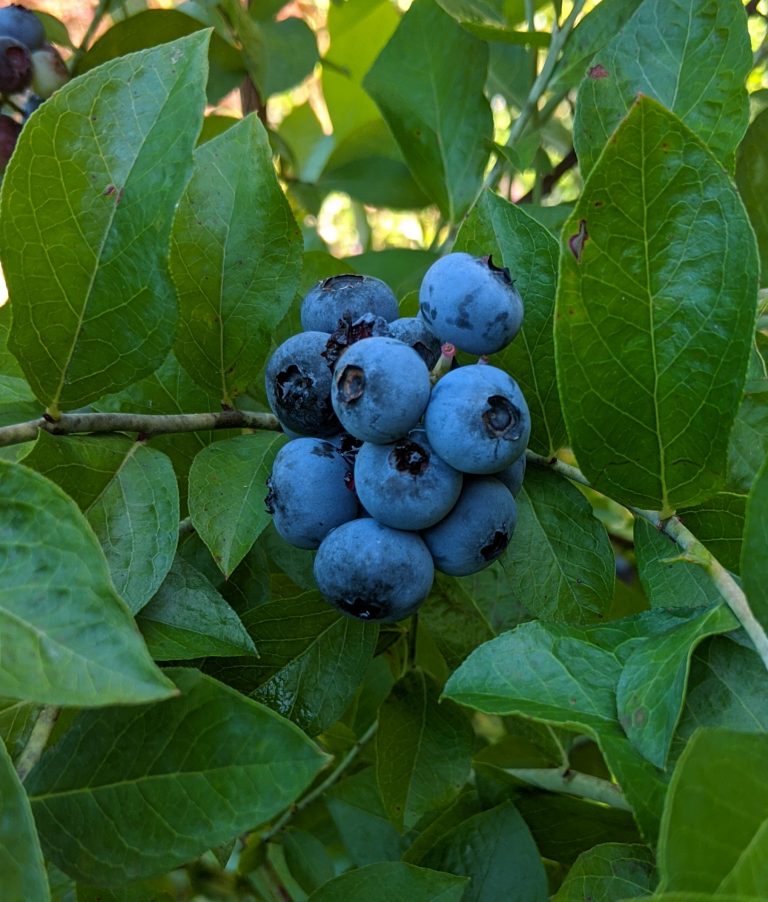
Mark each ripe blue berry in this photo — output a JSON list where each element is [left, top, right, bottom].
[[354, 428, 462, 530], [266, 438, 358, 549], [0, 5, 45, 51], [332, 336, 431, 443], [422, 477, 517, 576], [314, 519, 434, 621], [265, 331, 339, 437], [301, 274, 399, 333], [424, 364, 530, 474], [418, 252, 523, 355], [386, 317, 442, 369]]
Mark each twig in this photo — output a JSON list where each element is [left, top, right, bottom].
[[526, 451, 768, 671], [15, 706, 60, 782], [0, 410, 281, 448], [505, 766, 631, 811], [71, 0, 112, 69], [517, 147, 578, 203], [259, 719, 379, 844]]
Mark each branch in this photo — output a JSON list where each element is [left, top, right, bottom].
[[527, 451, 768, 672], [0, 410, 281, 448], [259, 719, 379, 844], [15, 706, 60, 782], [517, 147, 578, 204], [505, 766, 631, 811]]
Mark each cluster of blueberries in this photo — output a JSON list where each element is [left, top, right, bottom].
[[0, 4, 68, 172], [265, 252, 531, 622]]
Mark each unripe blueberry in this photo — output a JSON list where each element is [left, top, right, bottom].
[[332, 336, 431, 444], [424, 364, 530, 474], [301, 274, 399, 333], [418, 252, 523, 355], [0, 35, 32, 94], [0, 4, 45, 51], [423, 477, 517, 576], [0, 113, 21, 173], [354, 428, 462, 530], [31, 43, 68, 99], [265, 331, 340, 437], [314, 518, 434, 621], [266, 438, 358, 549]]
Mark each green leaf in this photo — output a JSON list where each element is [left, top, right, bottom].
[[552, 842, 656, 901], [678, 492, 746, 574], [736, 108, 768, 287], [210, 592, 378, 736], [1, 33, 209, 412], [742, 455, 768, 634], [326, 768, 409, 866], [376, 670, 473, 832], [95, 352, 236, 515], [364, 0, 492, 221], [260, 18, 319, 97], [634, 518, 721, 610], [282, 829, 336, 896], [0, 460, 175, 706], [454, 191, 566, 456], [188, 432, 286, 576], [171, 115, 302, 403], [658, 729, 768, 893], [727, 352, 768, 493], [0, 698, 37, 760], [503, 468, 615, 622], [26, 669, 327, 886], [416, 801, 548, 902], [616, 605, 737, 769], [0, 738, 50, 902], [670, 637, 768, 763], [136, 557, 257, 660], [573, 0, 751, 176], [307, 862, 468, 902], [556, 96, 758, 512], [23, 433, 179, 614], [73, 10, 244, 105]]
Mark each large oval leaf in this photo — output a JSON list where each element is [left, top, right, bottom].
[[573, 0, 751, 176], [455, 191, 566, 456], [556, 97, 758, 512], [736, 108, 768, 288], [742, 455, 768, 635], [171, 115, 302, 403], [23, 433, 179, 613], [26, 669, 327, 886], [0, 460, 174, 706], [0, 33, 209, 412]]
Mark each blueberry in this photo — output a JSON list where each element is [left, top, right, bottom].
[[497, 453, 526, 496], [31, 43, 68, 99], [314, 518, 434, 621], [354, 428, 462, 530], [265, 331, 340, 437], [418, 252, 523, 355], [0, 113, 21, 173], [422, 477, 517, 576], [332, 336, 431, 444], [424, 364, 530, 474], [301, 274, 399, 333], [0, 5, 45, 51], [386, 316, 442, 369], [0, 35, 31, 94], [266, 438, 358, 549]]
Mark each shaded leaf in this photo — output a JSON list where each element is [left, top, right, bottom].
[[455, 191, 566, 456], [189, 432, 286, 576], [2, 33, 209, 411], [376, 670, 473, 832], [23, 433, 179, 614], [552, 842, 656, 901], [364, 0, 492, 221], [27, 669, 327, 885], [136, 557, 256, 660], [736, 108, 768, 287], [573, 0, 751, 176], [678, 493, 746, 574], [0, 738, 50, 901], [308, 861, 467, 902], [556, 97, 757, 511], [742, 455, 768, 634], [0, 460, 174, 706], [171, 115, 302, 403]]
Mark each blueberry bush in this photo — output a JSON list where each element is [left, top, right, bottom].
[[1, 1, 767, 899]]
